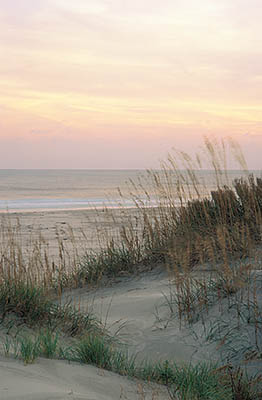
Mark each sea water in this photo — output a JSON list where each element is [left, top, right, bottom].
[[0, 169, 260, 212]]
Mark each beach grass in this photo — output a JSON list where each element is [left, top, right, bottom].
[[3, 329, 260, 399], [0, 279, 103, 339], [0, 137, 262, 399]]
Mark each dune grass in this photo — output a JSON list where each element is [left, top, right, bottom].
[[3, 329, 261, 399], [74, 138, 262, 283], [0, 137, 262, 399], [0, 279, 102, 338]]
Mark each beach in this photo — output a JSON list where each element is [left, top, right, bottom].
[[0, 207, 141, 260], [2, 0, 262, 394], [1, 227, 261, 399], [1, 170, 262, 399], [0, 209, 178, 400], [0, 208, 171, 400], [1, 209, 108, 253]]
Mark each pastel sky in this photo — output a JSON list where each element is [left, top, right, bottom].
[[0, 0, 262, 168]]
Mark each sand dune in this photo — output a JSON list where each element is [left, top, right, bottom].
[[0, 356, 167, 400], [0, 210, 261, 399], [62, 267, 218, 365], [1, 264, 261, 399], [62, 264, 262, 372]]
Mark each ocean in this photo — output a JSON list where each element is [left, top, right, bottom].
[[0, 169, 260, 212]]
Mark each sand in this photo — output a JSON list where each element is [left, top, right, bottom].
[[0, 208, 141, 258], [0, 357, 167, 400], [0, 209, 115, 254], [0, 209, 167, 400], [0, 209, 261, 399], [61, 267, 222, 365]]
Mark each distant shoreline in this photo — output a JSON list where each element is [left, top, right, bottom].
[[0, 204, 142, 214]]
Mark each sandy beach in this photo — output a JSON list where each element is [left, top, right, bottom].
[[0, 210, 169, 400], [0, 209, 169, 400], [0, 208, 140, 259], [2, 0, 262, 395], [0, 208, 262, 399]]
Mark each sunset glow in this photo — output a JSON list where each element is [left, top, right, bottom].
[[1, 0, 262, 168]]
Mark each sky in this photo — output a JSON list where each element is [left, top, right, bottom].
[[0, 0, 262, 169]]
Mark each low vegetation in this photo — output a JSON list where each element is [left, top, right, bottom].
[[0, 137, 262, 399], [0, 279, 101, 336]]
